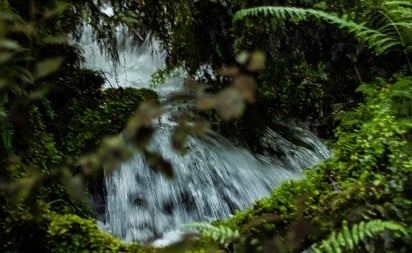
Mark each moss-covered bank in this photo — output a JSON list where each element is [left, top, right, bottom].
[[0, 72, 159, 252], [188, 74, 412, 253]]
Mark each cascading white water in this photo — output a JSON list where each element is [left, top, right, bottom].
[[105, 126, 329, 243], [80, 26, 330, 244], [105, 128, 305, 242]]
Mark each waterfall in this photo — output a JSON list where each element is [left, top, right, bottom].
[[79, 26, 330, 244]]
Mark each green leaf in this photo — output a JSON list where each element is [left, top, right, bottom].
[[343, 224, 354, 249]]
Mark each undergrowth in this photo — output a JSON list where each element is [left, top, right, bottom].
[[190, 74, 412, 252]]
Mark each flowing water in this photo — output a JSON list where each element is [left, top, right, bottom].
[[80, 27, 330, 244]]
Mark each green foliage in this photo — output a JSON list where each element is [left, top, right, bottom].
[[0, 85, 159, 252], [28, 106, 62, 170], [150, 68, 170, 87], [0, 1, 92, 157], [0, 3, 161, 251], [47, 214, 149, 253], [333, 74, 412, 178], [258, 61, 327, 117], [1, 205, 155, 252], [219, 73, 412, 252], [183, 222, 240, 247], [0, 9, 30, 155], [60, 88, 158, 157], [233, 6, 400, 55], [357, 0, 412, 68], [0, 203, 50, 252], [312, 220, 408, 253], [215, 174, 324, 252], [233, 1, 412, 72]]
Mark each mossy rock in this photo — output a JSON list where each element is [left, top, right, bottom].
[[47, 214, 155, 253]]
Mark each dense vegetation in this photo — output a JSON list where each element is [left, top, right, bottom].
[[0, 0, 411, 252]]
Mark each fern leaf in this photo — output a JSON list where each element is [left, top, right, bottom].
[[352, 222, 360, 246], [182, 222, 240, 246], [312, 248, 322, 253], [322, 240, 334, 253], [330, 232, 342, 253], [358, 221, 366, 241], [388, 10, 412, 19], [233, 6, 402, 55], [342, 223, 354, 250], [383, 22, 412, 30], [233, 6, 308, 23], [383, 1, 412, 8], [312, 220, 407, 253], [337, 231, 345, 246], [379, 41, 402, 53]]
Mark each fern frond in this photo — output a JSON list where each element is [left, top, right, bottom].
[[233, 6, 402, 55], [383, 1, 412, 8], [380, 2, 412, 44], [389, 7, 412, 16], [182, 222, 240, 246], [312, 220, 407, 253], [233, 6, 307, 23], [342, 224, 354, 250]]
